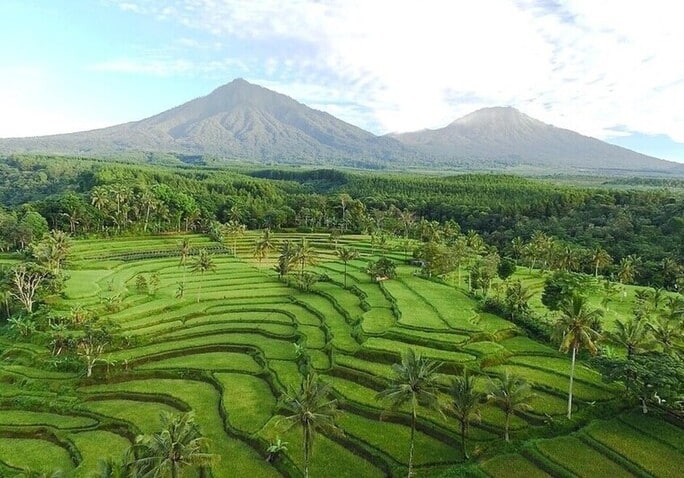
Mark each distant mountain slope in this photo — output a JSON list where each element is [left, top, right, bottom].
[[1, 80, 682, 173], [389, 107, 681, 172], [0, 79, 409, 168]]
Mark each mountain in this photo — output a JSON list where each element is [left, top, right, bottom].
[[389, 107, 682, 173], [1, 80, 682, 174], [0, 78, 409, 168]]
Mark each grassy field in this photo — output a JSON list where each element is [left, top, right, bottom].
[[0, 233, 681, 477]]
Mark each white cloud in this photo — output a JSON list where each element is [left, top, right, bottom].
[[114, 0, 683, 144]]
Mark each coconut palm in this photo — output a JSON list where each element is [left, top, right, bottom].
[[398, 209, 416, 239], [190, 249, 216, 303], [376, 349, 442, 477], [486, 371, 534, 442], [617, 255, 640, 284], [336, 247, 359, 288], [94, 449, 136, 478], [134, 411, 216, 478], [554, 295, 602, 419], [253, 228, 275, 262], [591, 247, 612, 278], [280, 373, 340, 478], [449, 370, 482, 459], [605, 317, 653, 358], [648, 315, 683, 355], [178, 239, 191, 268], [225, 220, 246, 256], [293, 238, 317, 278]]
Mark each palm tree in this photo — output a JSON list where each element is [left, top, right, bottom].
[[376, 349, 442, 477], [293, 238, 317, 278], [94, 449, 136, 478], [486, 371, 534, 442], [504, 281, 534, 320], [225, 220, 246, 256], [135, 411, 216, 478], [336, 247, 359, 288], [510, 236, 525, 264], [190, 249, 216, 302], [591, 247, 612, 278], [554, 295, 602, 419], [605, 317, 653, 358], [398, 209, 416, 239], [648, 315, 683, 355], [449, 370, 482, 459], [281, 373, 340, 478], [253, 228, 275, 262], [617, 256, 639, 284]]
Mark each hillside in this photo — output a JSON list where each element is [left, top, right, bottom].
[[0, 79, 409, 168], [1, 80, 682, 174], [390, 107, 681, 173]]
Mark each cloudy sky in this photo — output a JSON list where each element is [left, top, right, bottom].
[[1, 0, 683, 162]]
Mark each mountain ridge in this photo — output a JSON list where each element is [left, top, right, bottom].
[[1, 79, 682, 174]]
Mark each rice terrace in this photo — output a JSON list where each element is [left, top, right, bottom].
[[0, 177, 682, 477], [2, 2, 684, 475]]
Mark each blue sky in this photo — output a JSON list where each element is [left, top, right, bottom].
[[1, 0, 683, 163]]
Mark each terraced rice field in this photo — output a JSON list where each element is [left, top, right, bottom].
[[0, 233, 681, 477]]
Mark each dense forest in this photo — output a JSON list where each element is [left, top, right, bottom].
[[1, 154, 682, 290]]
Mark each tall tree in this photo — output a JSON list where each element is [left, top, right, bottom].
[[190, 249, 216, 303], [617, 255, 640, 284], [647, 315, 683, 355], [376, 349, 442, 478], [605, 317, 653, 358], [253, 228, 275, 262], [554, 295, 602, 418], [293, 238, 317, 278], [486, 371, 535, 442], [224, 220, 246, 256], [281, 373, 340, 478], [449, 371, 482, 459], [336, 247, 359, 288], [10, 264, 48, 313], [591, 247, 612, 278], [135, 412, 216, 478]]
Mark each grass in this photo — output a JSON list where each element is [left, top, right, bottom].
[[0, 410, 97, 430], [136, 351, 262, 373], [260, 416, 387, 478], [216, 372, 276, 434], [534, 436, 633, 478], [5, 233, 679, 477], [337, 412, 457, 465], [585, 419, 684, 477], [71, 430, 131, 477], [80, 399, 182, 434], [480, 453, 552, 478], [0, 437, 74, 474]]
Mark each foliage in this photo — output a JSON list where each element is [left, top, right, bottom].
[[135, 411, 217, 478], [367, 257, 397, 280], [449, 371, 482, 459], [377, 348, 443, 477], [592, 352, 684, 413], [280, 373, 340, 478]]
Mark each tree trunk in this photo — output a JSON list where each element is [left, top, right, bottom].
[[505, 413, 510, 442], [304, 426, 310, 478], [567, 346, 576, 419], [595, 261, 599, 278], [641, 397, 648, 414], [461, 420, 468, 460], [408, 405, 416, 478]]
